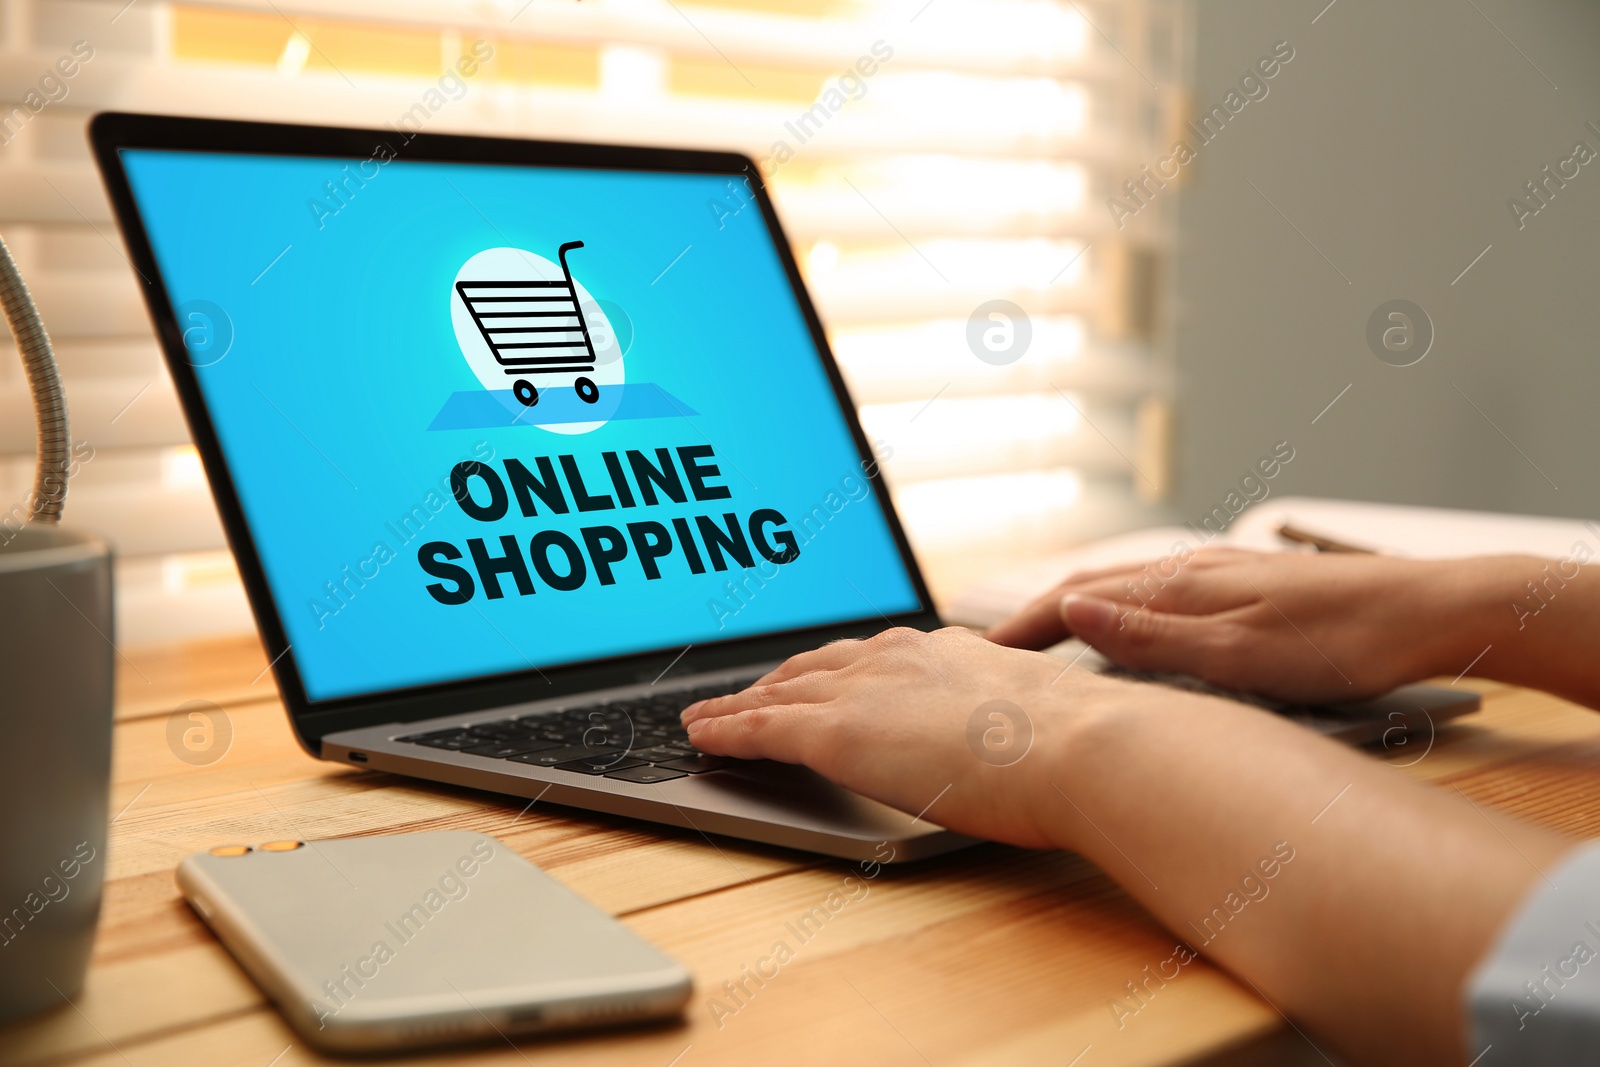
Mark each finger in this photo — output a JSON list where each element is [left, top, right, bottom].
[[988, 554, 1200, 648], [681, 641, 866, 725], [688, 626, 935, 723], [684, 704, 825, 763], [992, 569, 1251, 648], [749, 637, 868, 688], [681, 673, 830, 725], [1061, 594, 1239, 678], [1184, 546, 1267, 568], [1054, 546, 1259, 588], [1067, 572, 1260, 617], [683, 650, 865, 723], [988, 549, 1266, 647], [987, 587, 1075, 648]]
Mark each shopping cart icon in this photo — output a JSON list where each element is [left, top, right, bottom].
[[454, 241, 602, 408]]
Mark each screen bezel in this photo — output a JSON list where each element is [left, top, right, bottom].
[[89, 111, 941, 753]]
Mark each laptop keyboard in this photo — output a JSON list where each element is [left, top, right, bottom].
[[394, 681, 752, 784]]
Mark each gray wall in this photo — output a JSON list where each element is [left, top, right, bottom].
[[1168, 0, 1600, 524]]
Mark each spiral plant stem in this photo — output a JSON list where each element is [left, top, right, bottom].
[[0, 233, 69, 524]]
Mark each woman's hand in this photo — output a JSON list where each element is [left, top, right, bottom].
[[681, 569, 1584, 1067], [680, 626, 1117, 849], [986, 549, 1509, 704]]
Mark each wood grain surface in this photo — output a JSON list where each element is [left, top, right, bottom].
[[4, 635, 1596, 1067]]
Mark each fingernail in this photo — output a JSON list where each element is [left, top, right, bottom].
[[685, 718, 707, 736], [680, 700, 705, 725], [1062, 595, 1117, 637]]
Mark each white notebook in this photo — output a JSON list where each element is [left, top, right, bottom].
[[946, 496, 1600, 627]]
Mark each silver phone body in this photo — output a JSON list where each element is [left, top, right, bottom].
[[176, 831, 691, 1052]]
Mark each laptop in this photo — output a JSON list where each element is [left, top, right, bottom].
[[91, 113, 1478, 863], [91, 112, 963, 862]]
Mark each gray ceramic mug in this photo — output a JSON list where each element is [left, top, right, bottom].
[[0, 525, 114, 1023]]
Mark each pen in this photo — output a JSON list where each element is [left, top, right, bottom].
[[1275, 523, 1379, 555]]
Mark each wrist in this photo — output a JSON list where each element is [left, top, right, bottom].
[[1453, 555, 1600, 699], [1408, 557, 1529, 680], [1023, 675, 1151, 854]]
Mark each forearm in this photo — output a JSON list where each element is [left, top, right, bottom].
[[1449, 557, 1600, 710], [1035, 685, 1574, 1065]]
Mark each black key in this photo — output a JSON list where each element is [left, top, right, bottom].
[[558, 706, 606, 720], [478, 731, 528, 743], [510, 744, 629, 767], [628, 745, 694, 763], [399, 730, 476, 750], [572, 732, 630, 750], [461, 739, 562, 758], [565, 704, 618, 717], [397, 727, 468, 741], [657, 755, 726, 774], [604, 765, 688, 784], [556, 757, 645, 775]]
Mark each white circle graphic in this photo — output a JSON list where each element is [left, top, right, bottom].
[[451, 246, 626, 435]]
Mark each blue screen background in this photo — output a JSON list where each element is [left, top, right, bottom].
[[121, 149, 922, 701]]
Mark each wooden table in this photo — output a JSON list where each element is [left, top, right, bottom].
[[7, 635, 1600, 1067]]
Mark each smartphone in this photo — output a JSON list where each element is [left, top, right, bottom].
[[176, 831, 691, 1051]]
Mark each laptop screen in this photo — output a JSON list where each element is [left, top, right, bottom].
[[119, 149, 923, 703]]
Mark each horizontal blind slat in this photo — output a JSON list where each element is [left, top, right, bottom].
[[61, 481, 226, 555], [0, 71, 1150, 163], [0, 163, 1124, 243], [114, 0, 1121, 80], [25, 271, 150, 338], [0, 377, 184, 454], [0, 340, 166, 382], [0, 170, 111, 224]]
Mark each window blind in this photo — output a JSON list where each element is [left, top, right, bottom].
[[0, 0, 1183, 643]]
